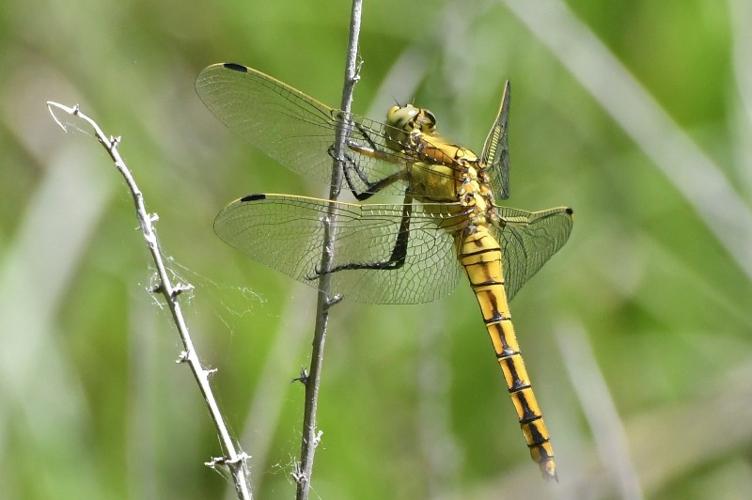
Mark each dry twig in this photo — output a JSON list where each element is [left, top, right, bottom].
[[46, 101, 252, 500], [294, 1, 364, 499]]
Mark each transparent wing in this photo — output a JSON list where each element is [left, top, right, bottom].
[[195, 63, 454, 194], [481, 81, 511, 200], [214, 193, 467, 304], [493, 205, 573, 301]]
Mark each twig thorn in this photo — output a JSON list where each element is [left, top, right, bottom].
[[171, 282, 194, 299], [312, 430, 323, 448], [292, 368, 309, 385], [326, 293, 343, 307]]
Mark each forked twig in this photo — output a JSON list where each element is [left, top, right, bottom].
[[294, 1, 364, 499], [46, 101, 252, 500]]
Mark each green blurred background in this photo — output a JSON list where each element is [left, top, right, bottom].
[[2, 0, 751, 498]]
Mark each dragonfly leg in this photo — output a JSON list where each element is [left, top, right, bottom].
[[331, 144, 405, 201], [344, 163, 404, 201], [308, 191, 413, 278]]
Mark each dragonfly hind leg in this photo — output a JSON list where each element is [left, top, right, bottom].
[[307, 193, 413, 279]]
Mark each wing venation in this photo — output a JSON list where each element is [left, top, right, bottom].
[[214, 193, 467, 304], [493, 206, 573, 300]]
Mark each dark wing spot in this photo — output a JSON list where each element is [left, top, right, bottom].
[[565, 207, 574, 215], [223, 63, 248, 73], [240, 193, 266, 202]]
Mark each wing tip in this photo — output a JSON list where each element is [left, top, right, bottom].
[[223, 62, 248, 73], [240, 193, 266, 202], [565, 207, 573, 215]]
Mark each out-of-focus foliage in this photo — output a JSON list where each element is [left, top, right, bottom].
[[1, 0, 751, 499]]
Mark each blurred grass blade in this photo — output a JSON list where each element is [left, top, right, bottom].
[[557, 320, 643, 500], [729, 0, 752, 128], [501, 0, 752, 280], [449, 358, 752, 499], [417, 303, 461, 498], [0, 147, 112, 497], [223, 284, 316, 496], [0, 146, 112, 433], [727, 0, 752, 195]]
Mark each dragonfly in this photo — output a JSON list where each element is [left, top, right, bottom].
[[196, 62, 573, 480]]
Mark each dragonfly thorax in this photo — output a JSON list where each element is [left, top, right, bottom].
[[458, 165, 497, 230]]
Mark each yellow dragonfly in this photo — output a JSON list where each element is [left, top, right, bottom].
[[196, 62, 573, 479]]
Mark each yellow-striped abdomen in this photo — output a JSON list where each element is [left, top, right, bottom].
[[458, 227, 557, 480]]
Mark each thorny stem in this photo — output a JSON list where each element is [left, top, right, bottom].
[[295, 1, 363, 499], [46, 101, 252, 500]]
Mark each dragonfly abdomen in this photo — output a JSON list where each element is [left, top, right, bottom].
[[458, 227, 557, 480]]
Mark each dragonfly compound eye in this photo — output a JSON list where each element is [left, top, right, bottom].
[[420, 110, 437, 132], [387, 104, 420, 131]]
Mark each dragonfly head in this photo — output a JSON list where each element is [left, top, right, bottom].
[[387, 104, 437, 135]]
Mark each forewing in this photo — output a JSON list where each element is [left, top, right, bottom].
[[493, 206, 573, 301], [481, 81, 511, 200], [196, 63, 449, 194], [214, 193, 465, 304]]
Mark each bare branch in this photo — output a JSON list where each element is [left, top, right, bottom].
[[46, 101, 253, 500], [294, 1, 364, 498]]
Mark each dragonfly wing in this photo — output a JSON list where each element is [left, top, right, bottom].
[[196, 63, 418, 194], [493, 206, 573, 301], [481, 81, 511, 200], [214, 193, 465, 304]]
